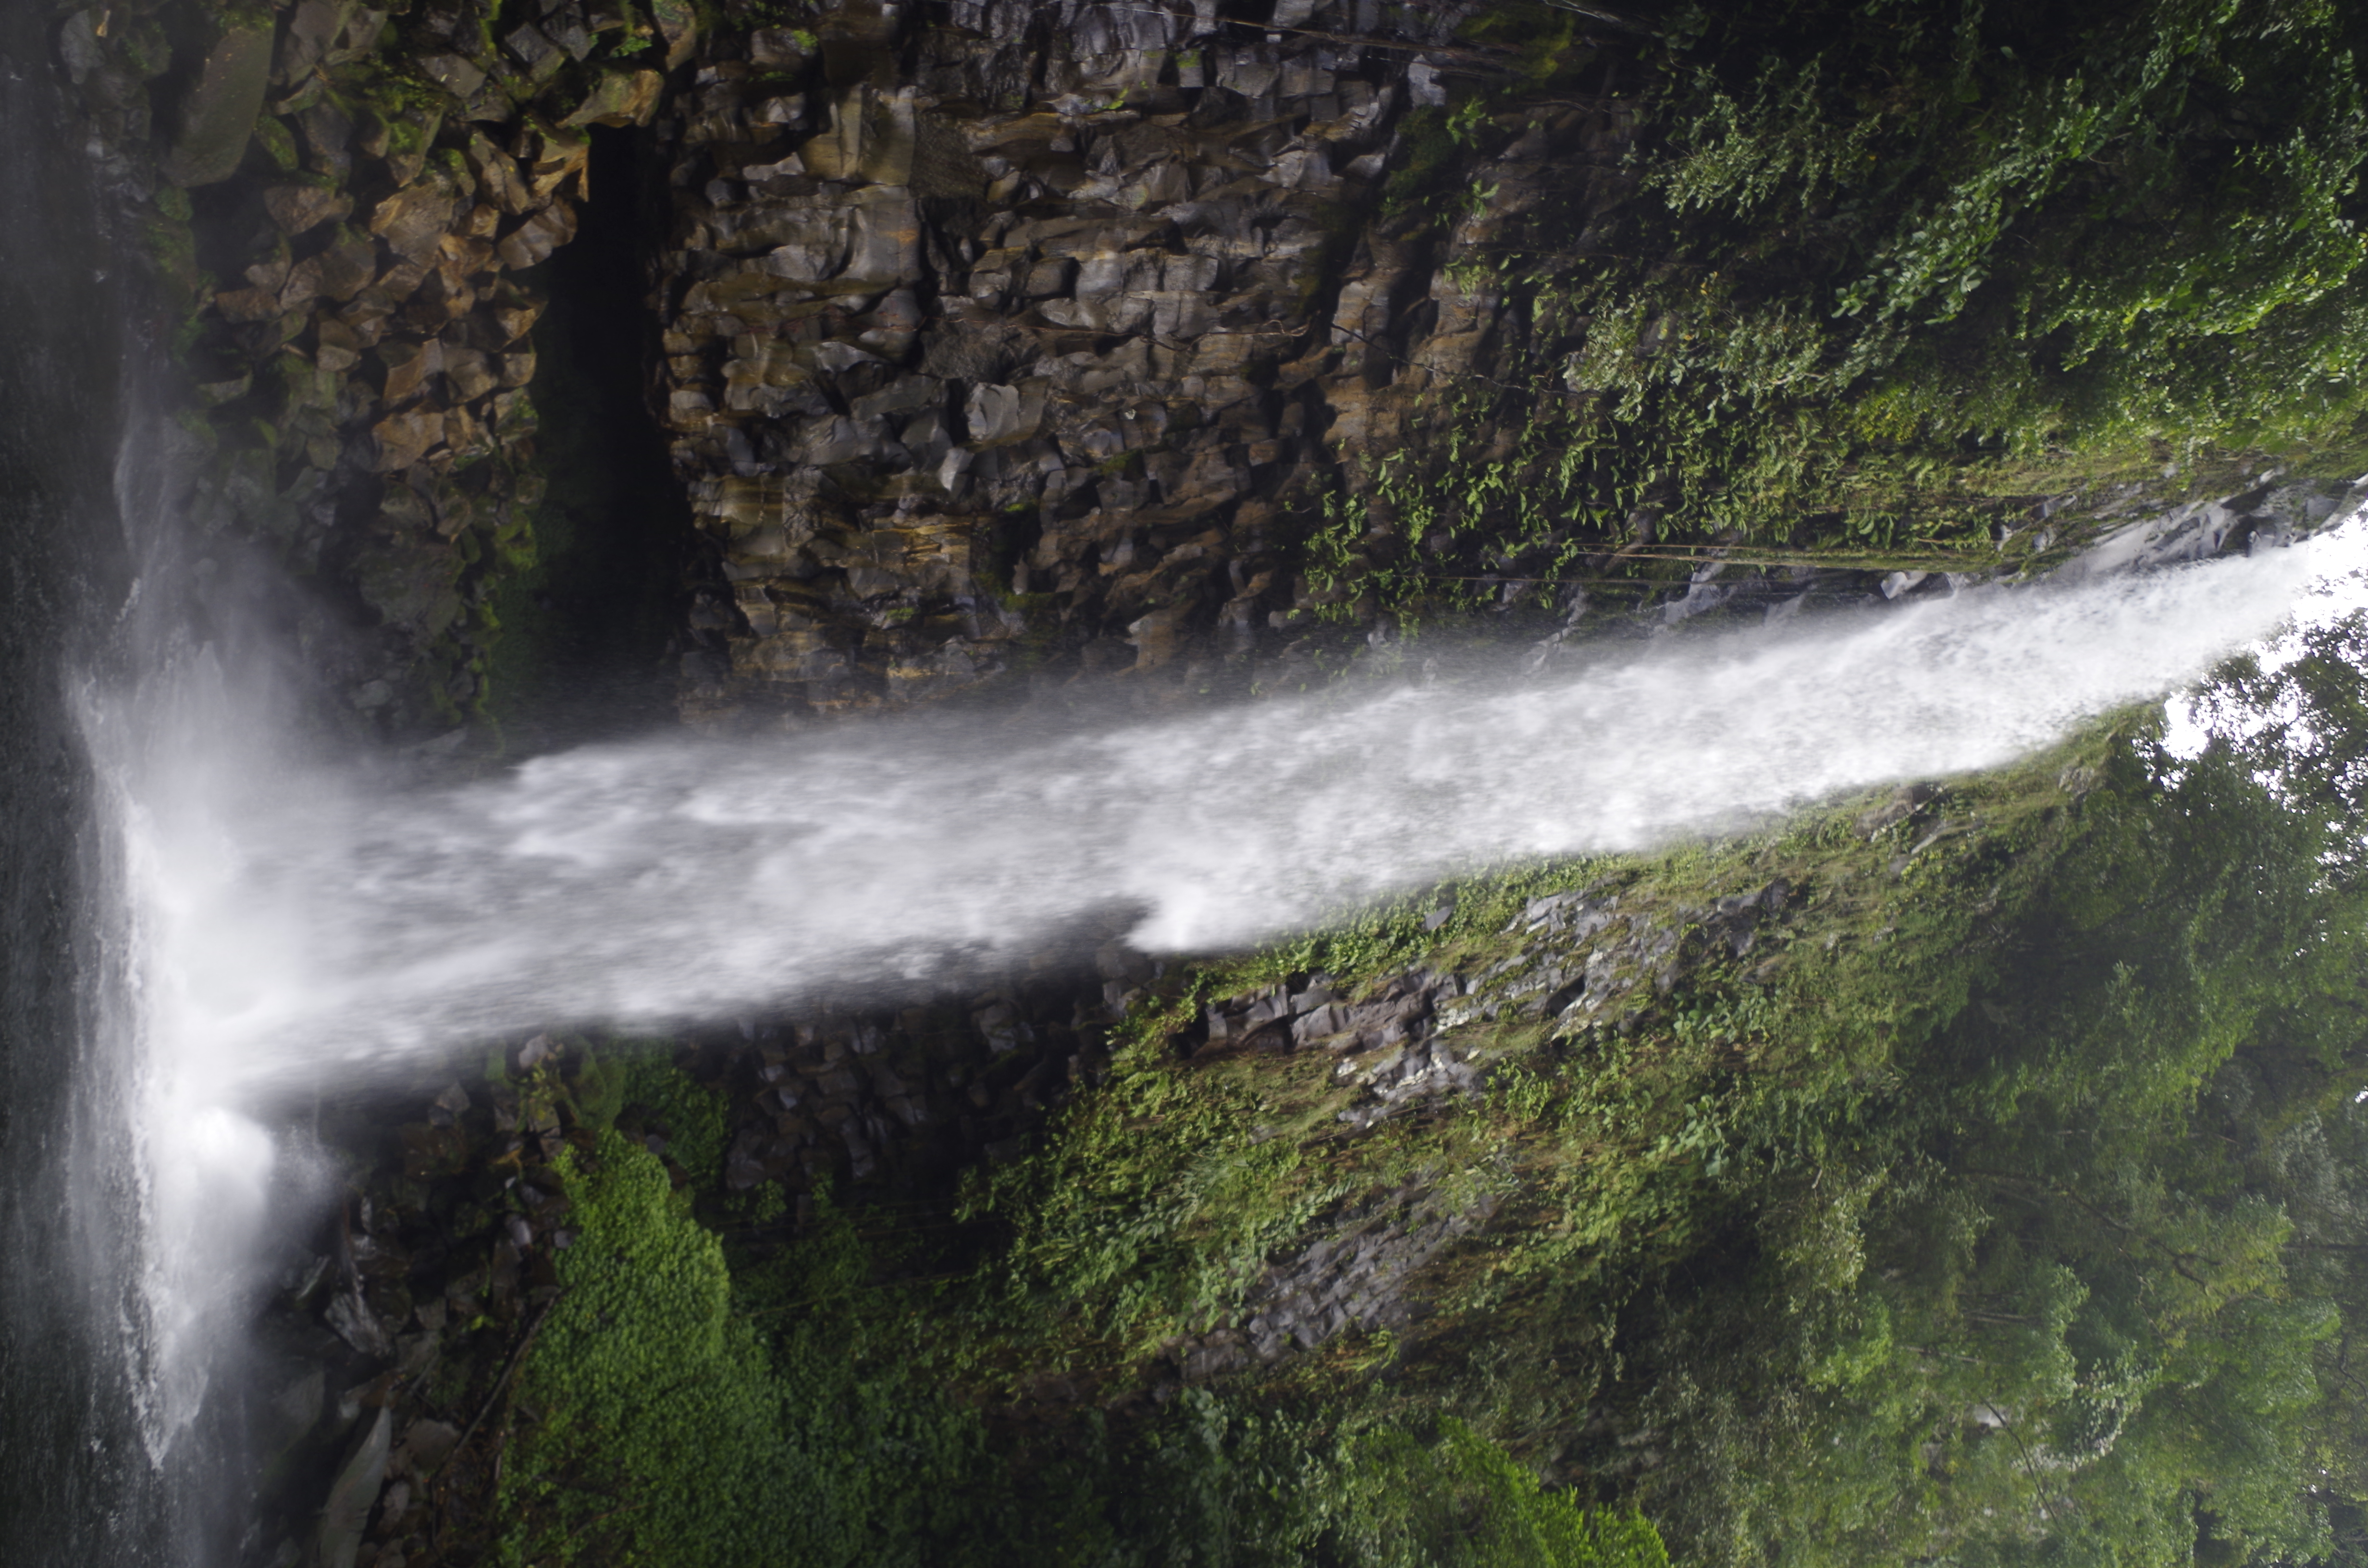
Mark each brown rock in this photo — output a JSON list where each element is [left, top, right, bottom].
[[296, 97, 353, 179], [243, 249, 291, 294], [265, 184, 354, 237], [516, 119, 589, 202], [378, 338, 444, 404], [560, 68, 664, 129], [444, 346, 498, 401], [437, 232, 501, 276], [214, 286, 283, 324], [370, 100, 445, 188], [370, 407, 445, 472], [444, 404, 493, 462], [489, 285, 544, 344], [370, 183, 459, 265], [337, 287, 397, 344], [314, 317, 362, 375], [493, 389, 538, 439], [466, 132, 534, 217], [407, 266, 478, 329], [801, 86, 917, 185], [416, 53, 487, 99], [274, 0, 346, 88], [353, 535, 462, 632], [377, 259, 431, 304], [495, 202, 577, 271], [307, 227, 380, 303], [651, 0, 698, 69], [504, 23, 566, 84]]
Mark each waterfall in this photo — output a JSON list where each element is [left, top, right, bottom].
[[112, 515, 2368, 1101]]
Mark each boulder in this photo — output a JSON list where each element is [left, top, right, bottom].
[[370, 180, 460, 265], [263, 184, 353, 237], [495, 201, 577, 270], [315, 1407, 391, 1568], [163, 22, 275, 186], [272, 0, 349, 86], [651, 0, 699, 69], [353, 535, 462, 632], [560, 68, 664, 129]]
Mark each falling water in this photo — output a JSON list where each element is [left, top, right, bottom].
[[114, 514, 2368, 1106], [0, 4, 270, 1558]]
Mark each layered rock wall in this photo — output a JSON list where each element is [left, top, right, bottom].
[[647, 1, 1641, 724], [64, 0, 683, 731]]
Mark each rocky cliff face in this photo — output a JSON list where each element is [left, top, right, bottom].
[[645, 2, 1658, 725], [64, 0, 1665, 739], [59, 0, 2355, 747], [63, 0, 690, 735]]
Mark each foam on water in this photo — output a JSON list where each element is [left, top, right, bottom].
[[111, 513, 2368, 1104]]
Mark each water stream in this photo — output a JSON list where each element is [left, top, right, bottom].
[[118, 516, 2368, 1098]]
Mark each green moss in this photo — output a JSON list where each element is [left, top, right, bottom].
[[250, 113, 299, 172], [507, 1130, 1672, 1568], [621, 1052, 729, 1189]]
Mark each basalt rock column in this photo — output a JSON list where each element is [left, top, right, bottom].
[[648, 1, 1639, 725]]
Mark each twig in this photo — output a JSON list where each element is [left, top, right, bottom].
[[447, 1289, 568, 1475], [1979, 1400, 2052, 1523]]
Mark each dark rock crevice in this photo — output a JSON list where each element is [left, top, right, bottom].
[[476, 122, 696, 751]]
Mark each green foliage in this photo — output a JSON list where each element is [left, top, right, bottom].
[[504, 1132, 998, 1568], [1331, 0, 2368, 617], [619, 1050, 729, 1188], [956, 638, 2368, 1567], [485, 636, 2368, 1568], [1328, 1421, 1670, 1568], [507, 1131, 1664, 1568]]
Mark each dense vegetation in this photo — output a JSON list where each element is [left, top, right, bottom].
[[495, 1118, 1671, 1568], [448, 609, 2368, 1567], [1325, 0, 2368, 612]]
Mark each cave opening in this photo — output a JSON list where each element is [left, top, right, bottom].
[[482, 121, 692, 752]]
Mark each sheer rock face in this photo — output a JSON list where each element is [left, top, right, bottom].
[[68, 0, 1645, 734], [647, 2, 1635, 727]]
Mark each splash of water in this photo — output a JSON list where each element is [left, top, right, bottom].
[[114, 516, 2368, 1099], [76, 641, 324, 1466]]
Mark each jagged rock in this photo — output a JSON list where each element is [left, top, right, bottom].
[[323, 1287, 391, 1360], [370, 180, 462, 265], [316, 1406, 391, 1568], [377, 338, 443, 405], [263, 183, 355, 236], [163, 22, 275, 186], [395, 1417, 460, 1478], [495, 200, 578, 270], [651, 0, 699, 68], [562, 68, 665, 128], [641, 0, 1492, 721], [354, 533, 462, 635], [273, 0, 348, 87], [417, 52, 488, 100]]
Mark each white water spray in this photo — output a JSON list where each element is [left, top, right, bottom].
[[76, 642, 325, 1464], [115, 514, 2368, 1103]]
